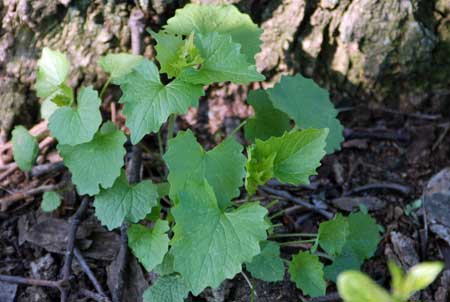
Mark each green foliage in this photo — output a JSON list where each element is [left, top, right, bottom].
[[317, 213, 349, 256], [128, 220, 170, 272], [178, 32, 264, 85], [11, 125, 39, 172], [338, 261, 444, 302], [246, 241, 285, 282], [170, 181, 269, 295], [244, 90, 291, 142], [164, 3, 262, 62], [98, 53, 144, 80], [324, 212, 382, 281], [58, 122, 126, 196], [164, 130, 246, 209], [28, 4, 351, 301], [48, 86, 102, 146], [41, 191, 62, 212], [245, 129, 328, 195], [35, 47, 73, 106], [289, 252, 326, 298], [93, 171, 158, 230], [143, 274, 189, 302], [267, 74, 344, 153], [116, 59, 204, 144]]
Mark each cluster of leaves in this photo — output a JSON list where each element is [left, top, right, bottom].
[[338, 261, 444, 302], [11, 3, 426, 302]]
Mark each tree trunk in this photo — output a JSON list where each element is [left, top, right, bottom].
[[1, 0, 449, 132]]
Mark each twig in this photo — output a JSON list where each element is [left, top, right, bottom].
[[74, 247, 107, 297], [0, 274, 63, 290], [432, 122, 450, 151], [240, 271, 257, 298], [344, 127, 410, 142], [60, 197, 90, 302], [344, 182, 411, 196], [305, 292, 341, 302], [261, 186, 333, 219], [0, 182, 67, 211], [30, 161, 65, 177], [79, 288, 111, 302]]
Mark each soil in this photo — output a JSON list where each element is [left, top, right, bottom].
[[1, 102, 450, 302]]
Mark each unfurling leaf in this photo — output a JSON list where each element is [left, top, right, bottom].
[[164, 130, 246, 209], [267, 75, 344, 153], [35, 47, 73, 106], [244, 89, 291, 142], [245, 129, 328, 195], [58, 122, 126, 196], [399, 262, 444, 300], [128, 220, 170, 272], [289, 252, 326, 297], [41, 191, 62, 212], [12, 125, 39, 172], [170, 180, 268, 295], [49, 86, 102, 146], [246, 241, 285, 282], [179, 32, 264, 85], [337, 271, 391, 302], [165, 4, 262, 63], [98, 53, 144, 80], [116, 59, 204, 144]]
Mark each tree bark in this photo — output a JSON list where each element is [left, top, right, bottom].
[[1, 0, 449, 132]]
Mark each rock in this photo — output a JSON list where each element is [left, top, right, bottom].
[[331, 196, 386, 211], [0, 281, 17, 302], [423, 168, 450, 245], [30, 254, 57, 280]]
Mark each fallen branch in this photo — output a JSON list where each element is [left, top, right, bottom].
[[74, 247, 108, 297], [261, 186, 333, 219], [344, 182, 411, 196], [0, 181, 67, 211]]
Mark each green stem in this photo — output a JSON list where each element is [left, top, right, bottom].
[[269, 233, 317, 239], [166, 114, 176, 143], [265, 199, 279, 210], [279, 239, 316, 246], [99, 77, 112, 99], [270, 223, 283, 228], [157, 131, 164, 159], [314, 251, 334, 261], [229, 120, 247, 137]]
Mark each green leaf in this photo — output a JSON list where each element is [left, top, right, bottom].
[[399, 262, 444, 300], [165, 3, 262, 63], [35, 47, 73, 106], [98, 53, 144, 80], [143, 274, 189, 302], [41, 99, 59, 120], [41, 191, 62, 212], [388, 261, 405, 299], [288, 252, 326, 298], [244, 89, 291, 142], [150, 31, 204, 79], [48, 86, 102, 146], [171, 180, 269, 295], [179, 32, 264, 85], [154, 253, 175, 276], [267, 74, 344, 154], [116, 59, 204, 144], [337, 271, 391, 302], [318, 213, 349, 256], [324, 212, 381, 281], [246, 241, 285, 282], [58, 122, 126, 196], [245, 129, 328, 195], [93, 171, 158, 230], [164, 130, 246, 209], [127, 220, 170, 272], [12, 125, 39, 172]]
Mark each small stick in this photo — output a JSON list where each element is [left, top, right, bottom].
[[31, 161, 65, 178], [79, 288, 111, 302], [261, 187, 333, 219], [60, 197, 90, 302], [344, 182, 411, 196], [74, 247, 108, 297], [0, 182, 66, 211], [0, 274, 63, 290]]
